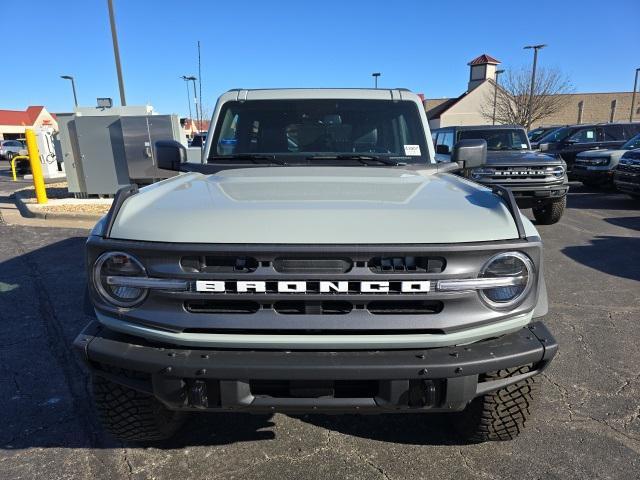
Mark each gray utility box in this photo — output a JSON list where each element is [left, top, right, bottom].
[[54, 107, 184, 196]]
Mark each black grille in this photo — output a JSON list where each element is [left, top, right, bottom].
[[273, 257, 352, 274], [617, 163, 640, 173], [369, 256, 445, 273], [185, 300, 260, 314], [181, 256, 258, 273], [367, 300, 443, 315], [185, 299, 443, 316]]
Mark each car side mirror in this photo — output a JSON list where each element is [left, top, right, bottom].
[[435, 144, 450, 155], [155, 139, 187, 171], [451, 139, 486, 169]]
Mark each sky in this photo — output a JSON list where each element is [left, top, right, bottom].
[[1, 0, 638, 117]]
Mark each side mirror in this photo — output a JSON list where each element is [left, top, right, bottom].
[[435, 144, 450, 155], [155, 139, 187, 171], [451, 139, 486, 169]]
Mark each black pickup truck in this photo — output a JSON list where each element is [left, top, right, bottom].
[[433, 125, 568, 224]]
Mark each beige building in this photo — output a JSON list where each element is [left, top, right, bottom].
[[425, 54, 639, 130], [0, 106, 59, 140]]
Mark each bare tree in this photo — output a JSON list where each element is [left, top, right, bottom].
[[482, 67, 573, 127]]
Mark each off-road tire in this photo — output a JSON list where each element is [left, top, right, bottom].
[[455, 365, 538, 442], [91, 369, 187, 442], [533, 196, 566, 225]]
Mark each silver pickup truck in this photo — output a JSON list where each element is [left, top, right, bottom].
[[74, 88, 557, 443]]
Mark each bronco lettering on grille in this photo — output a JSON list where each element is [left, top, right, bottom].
[[194, 280, 432, 293]]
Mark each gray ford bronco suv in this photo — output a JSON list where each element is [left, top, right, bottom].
[[74, 88, 557, 443], [432, 125, 568, 225]]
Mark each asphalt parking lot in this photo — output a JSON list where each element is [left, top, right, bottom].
[[0, 163, 639, 479]]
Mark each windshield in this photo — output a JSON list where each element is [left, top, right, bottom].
[[209, 99, 429, 165], [528, 127, 558, 142], [539, 127, 572, 143], [622, 133, 640, 150], [458, 129, 529, 151]]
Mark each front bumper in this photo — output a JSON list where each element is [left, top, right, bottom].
[[614, 171, 640, 195], [74, 320, 557, 413], [475, 182, 567, 209], [572, 165, 614, 183]]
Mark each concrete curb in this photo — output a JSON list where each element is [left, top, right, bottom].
[[13, 191, 104, 222]]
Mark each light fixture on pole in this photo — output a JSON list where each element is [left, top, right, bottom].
[[180, 75, 194, 121], [183, 75, 199, 127], [524, 44, 546, 130], [492, 69, 505, 125], [60, 75, 78, 107], [630, 67, 640, 122], [372, 72, 381, 89]]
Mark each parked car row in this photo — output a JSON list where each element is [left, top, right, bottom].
[[530, 123, 640, 200], [535, 122, 640, 172]]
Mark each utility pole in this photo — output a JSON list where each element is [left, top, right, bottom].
[[107, 0, 127, 106], [372, 72, 381, 89], [630, 67, 640, 122], [492, 69, 505, 125], [180, 76, 193, 120], [60, 75, 78, 107], [524, 44, 546, 130]]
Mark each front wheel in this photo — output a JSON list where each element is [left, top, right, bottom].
[[91, 370, 187, 442], [533, 197, 566, 225], [454, 366, 538, 442]]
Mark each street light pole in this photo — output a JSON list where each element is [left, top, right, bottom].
[[180, 76, 193, 120], [107, 0, 127, 106], [189, 76, 199, 126], [60, 75, 78, 107], [524, 44, 546, 130], [492, 69, 505, 125], [372, 72, 381, 89], [630, 68, 640, 122]]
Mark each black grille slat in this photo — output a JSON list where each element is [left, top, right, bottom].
[[369, 256, 445, 274], [273, 258, 352, 274], [181, 256, 258, 273]]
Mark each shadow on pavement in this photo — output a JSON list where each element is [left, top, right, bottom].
[[566, 183, 640, 211], [562, 235, 640, 281], [295, 413, 467, 446], [604, 216, 640, 231]]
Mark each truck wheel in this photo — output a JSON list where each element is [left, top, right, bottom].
[[91, 370, 187, 442], [532, 197, 565, 225], [455, 365, 538, 442]]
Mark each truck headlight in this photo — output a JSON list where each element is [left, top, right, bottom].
[[92, 251, 148, 307], [478, 252, 534, 310], [546, 165, 565, 178]]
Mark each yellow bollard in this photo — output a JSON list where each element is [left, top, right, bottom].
[[10, 155, 30, 181], [25, 129, 47, 204]]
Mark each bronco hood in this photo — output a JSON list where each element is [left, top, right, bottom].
[[108, 167, 531, 244], [485, 150, 561, 166]]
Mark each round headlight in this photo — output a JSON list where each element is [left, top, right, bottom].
[[547, 165, 565, 178], [478, 252, 534, 310], [93, 251, 147, 308]]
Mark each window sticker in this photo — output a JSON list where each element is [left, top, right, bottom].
[[404, 144, 421, 156], [521, 143, 528, 149], [586, 131, 594, 139]]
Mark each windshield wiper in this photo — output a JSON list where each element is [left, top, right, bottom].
[[209, 153, 286, 165], [306, 154, 407, 166]]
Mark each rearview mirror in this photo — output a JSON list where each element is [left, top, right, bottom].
[[155, 140, 187, 171], [451, 139, 486, 169]]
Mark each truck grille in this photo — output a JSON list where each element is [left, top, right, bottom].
[[617, 163, 640, 173], [90, 240, 542, 335], [486, 166, 553, 180]]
